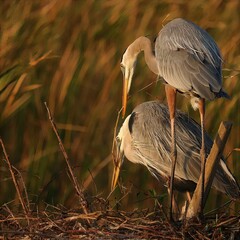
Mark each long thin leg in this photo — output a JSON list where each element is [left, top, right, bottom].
[[165, 85, 177, 222], [199, 98, 206, 218]]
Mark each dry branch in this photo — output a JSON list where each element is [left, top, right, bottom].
[[187, 121, 232, 219], [0, 138, 29, 224], [44, 102, 89, 216]]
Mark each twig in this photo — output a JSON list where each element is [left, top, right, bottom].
[[111, 184, 133, 209], [44, 102, 89, 216], [0, 138, 30, 224], [111, 107, 122, 160], [2, 203, 21, 228], [205, 200, 232, 216], [12, 165, 30, 211], [225, 148, 240, 160], [135, 78, 161, 94], [186, 121, 232, 219], [110, 108, 123, 193], [215, 215, 240, 228]]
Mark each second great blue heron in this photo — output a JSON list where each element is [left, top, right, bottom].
[[120, 18, 230, 218], [112, 101, 239, 216]]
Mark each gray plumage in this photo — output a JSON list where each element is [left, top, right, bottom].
[[155, 18, 229, 101], [117, 101, 240, 199]]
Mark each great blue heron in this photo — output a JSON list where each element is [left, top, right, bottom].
[[120, 18, 229, 218], [112, 101, 239, 218]]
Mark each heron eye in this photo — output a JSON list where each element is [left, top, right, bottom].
[[116, 136, 122, 146]]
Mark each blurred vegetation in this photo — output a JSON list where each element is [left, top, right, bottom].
[[0, 0, 240, 213]]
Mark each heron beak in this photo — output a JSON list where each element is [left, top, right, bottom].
[[111, 160, 121, 191], [111, 140, 124, 190], [122, 77, 128, 118]]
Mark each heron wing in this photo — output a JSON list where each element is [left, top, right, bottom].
[[155, 18, 223, 100], [130, 102, 239, 198]]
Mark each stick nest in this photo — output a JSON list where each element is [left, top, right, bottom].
[[1, 197, 239, 239]]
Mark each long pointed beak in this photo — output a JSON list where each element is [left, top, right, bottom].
[[122, 77, 128, 118], [111, 141, 124, 191], [111, 161, 121, 191]]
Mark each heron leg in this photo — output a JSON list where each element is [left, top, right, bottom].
[[199, 99, 206, 218], [165, 85, 177, 221]]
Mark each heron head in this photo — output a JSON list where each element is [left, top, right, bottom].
[[121, 48, 138, 118]]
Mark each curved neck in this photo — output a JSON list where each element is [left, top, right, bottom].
[[133, 36, 158, 75]]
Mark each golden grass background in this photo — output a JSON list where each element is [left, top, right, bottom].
[[0, 0, 240, 212]]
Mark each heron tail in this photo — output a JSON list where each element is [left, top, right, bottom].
[[216, 89, 231, 99], [213, 160, 240, 200]]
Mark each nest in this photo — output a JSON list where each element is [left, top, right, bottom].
[[1, 197, 240, 239]]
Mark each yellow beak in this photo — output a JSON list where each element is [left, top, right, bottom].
[[122, 77, 128, 118], [111, 161, 121, 191], [111, 139, 124, 191]]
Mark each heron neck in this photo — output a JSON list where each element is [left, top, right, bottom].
[[137, 36, 158, 75]]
